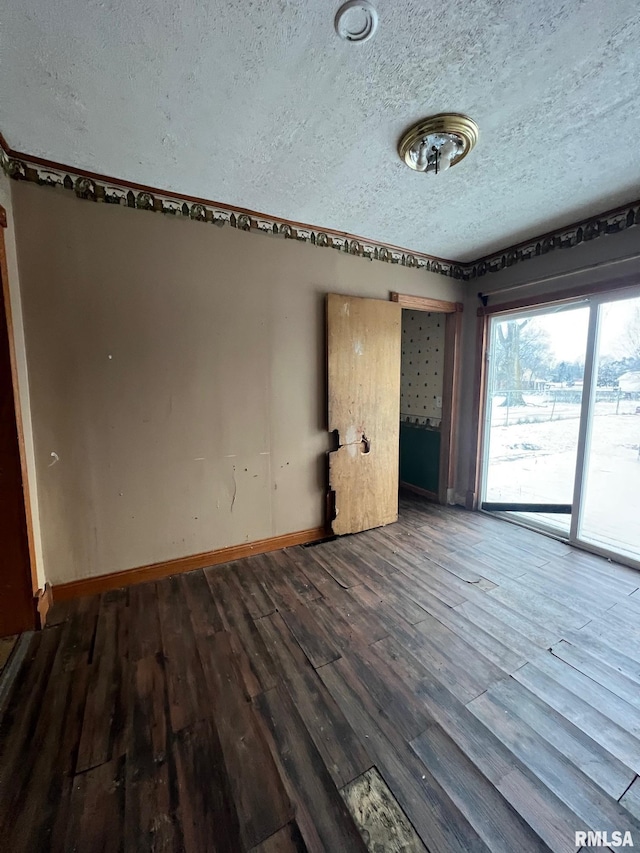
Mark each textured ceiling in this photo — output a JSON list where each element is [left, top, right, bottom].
[[1, 0, 640, 261]]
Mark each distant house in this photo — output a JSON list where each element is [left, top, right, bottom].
[[617, 371, 640, 393]]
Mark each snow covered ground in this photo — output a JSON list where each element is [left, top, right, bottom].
[[484, 394, 640, 559]]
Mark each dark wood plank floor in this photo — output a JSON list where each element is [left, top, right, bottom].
[[2, 494, 640, 852]]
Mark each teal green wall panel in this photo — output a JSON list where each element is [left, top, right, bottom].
[[399, 423, 440, 493]]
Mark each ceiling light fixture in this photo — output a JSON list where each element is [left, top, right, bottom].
[[398, 113, 479, 175], [335, 1, 378, 43]]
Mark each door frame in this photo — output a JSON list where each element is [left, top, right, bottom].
[[468, 273, 640, 567], [391, 292, 463, 505], [0, 204, 38, 630]]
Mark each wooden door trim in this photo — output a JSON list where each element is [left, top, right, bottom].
[[391, 292, 463, 314], [466, 314, 490, 510], [394, 294, 463, 505], [0, 205, 39, 607], [439, 309, 463, 504]]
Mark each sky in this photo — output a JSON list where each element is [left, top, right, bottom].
[[599, 298, 640, 360], [507, 294, 640, 363]]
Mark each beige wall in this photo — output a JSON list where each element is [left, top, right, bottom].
[[0, 174, 45, 589], [455, 229, 640, 504], [12, 181, 466, 584]]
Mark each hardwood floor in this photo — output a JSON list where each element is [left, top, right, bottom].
[[0, 635, 18, 676], [2, 493, 640, 852]]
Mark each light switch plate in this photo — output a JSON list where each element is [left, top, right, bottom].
[[436, 396, 442, 409]]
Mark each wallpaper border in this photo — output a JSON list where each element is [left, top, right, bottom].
[[2, 136, 639, 282]]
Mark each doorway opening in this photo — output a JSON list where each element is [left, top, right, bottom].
[[393, 293, 462, 506], [479, 288, 640, 566], [400, 308, 446, 499]]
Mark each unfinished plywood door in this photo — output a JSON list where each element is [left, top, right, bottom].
[[327, 293, 401, 535]]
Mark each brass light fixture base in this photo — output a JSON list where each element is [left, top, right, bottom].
[[398, 113, 479, 174]]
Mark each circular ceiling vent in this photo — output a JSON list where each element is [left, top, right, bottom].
[[335, 1, 378, 43]]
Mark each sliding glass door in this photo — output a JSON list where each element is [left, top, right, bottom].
[[480, 289, 640, 566], [482, 304, 590, 533], [579, 293, 640, 560]]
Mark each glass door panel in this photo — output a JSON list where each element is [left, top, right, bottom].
[[482, 305, 590, 534], [579, 294, 640, 559]]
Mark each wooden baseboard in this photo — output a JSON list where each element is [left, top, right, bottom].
[[35, 584, 53, 627], [52, 525, 328, 602], [400, 482, 439, 502]]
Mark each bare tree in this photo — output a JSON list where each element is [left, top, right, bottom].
[[616, 306, 640, 365], [495, 319, 529, 407], [494, 319, 555, 406], [518, 323, 554, 383]]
